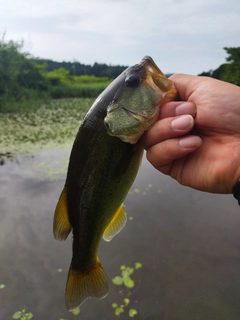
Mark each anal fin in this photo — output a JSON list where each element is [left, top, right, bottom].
[[53, 186, 72, 240], [103, 204, 127, 242]]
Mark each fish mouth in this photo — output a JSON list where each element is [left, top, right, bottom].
[[105, 105, 159, 144], [141, 56, 162, 74], [121, 109, 159, 144], [141, 56, 177, 103]]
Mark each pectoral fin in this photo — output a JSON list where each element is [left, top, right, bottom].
[[53, 186, 72, 240], [103, 204, 127, 242]]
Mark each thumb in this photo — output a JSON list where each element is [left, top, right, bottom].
[[169, 74, 200, 101]]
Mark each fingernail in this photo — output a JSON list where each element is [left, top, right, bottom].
[[176, 102, 196, 116], [179, 136, 202, 149], [171, 115, 193, 131]]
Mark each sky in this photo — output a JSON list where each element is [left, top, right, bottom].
[[1, 0, 239, 75]]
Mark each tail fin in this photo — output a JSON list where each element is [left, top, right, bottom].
[[65, 258, 109, 311]]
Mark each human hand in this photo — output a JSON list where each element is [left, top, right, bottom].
[[143, 74, 240, 194]]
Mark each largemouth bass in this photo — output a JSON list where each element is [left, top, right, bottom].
[[54, 56, 177, 311]]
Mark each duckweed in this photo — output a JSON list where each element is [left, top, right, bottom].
[[129, 309, 138, 317], [72, 307, 80, 315], [111, 263, 142, 317], [135, 262, 142, 269], [112, 299, 138, 317], [129, 183, 155, 196], [12, 309, 33, 320]]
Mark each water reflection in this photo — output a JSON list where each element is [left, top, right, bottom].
[[0, 149, 240, 319]]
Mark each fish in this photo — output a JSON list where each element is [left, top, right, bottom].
[[53, 56, 177, 311]]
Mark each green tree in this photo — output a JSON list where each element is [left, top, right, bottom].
[[0, 36, 49, 110], [0, 38, 24, 96], [17, 59, 48, 90], [45, 67, 70, 85], [224, 47, 240, 63], [199, 47, 240, 86]]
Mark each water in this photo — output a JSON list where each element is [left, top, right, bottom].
[[0, 149, 240, 320]]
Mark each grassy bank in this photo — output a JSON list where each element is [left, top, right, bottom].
[[49, 82, 110, 99], [0, 98, 94, 164], [0, 80, 110, 113]]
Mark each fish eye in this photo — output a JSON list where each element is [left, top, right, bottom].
[[125, 75, 141, 88]]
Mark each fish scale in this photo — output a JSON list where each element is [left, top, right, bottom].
[[53, 56, 177, 311]]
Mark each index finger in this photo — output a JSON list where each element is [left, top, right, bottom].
[[159, 101, 196, 120]]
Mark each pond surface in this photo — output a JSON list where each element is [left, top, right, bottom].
[[0, 149, 240, 320]]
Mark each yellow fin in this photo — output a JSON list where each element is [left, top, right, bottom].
[[103, 204, 127, 242], [65, 258, 109, 311], [53, 186, 72, 240]]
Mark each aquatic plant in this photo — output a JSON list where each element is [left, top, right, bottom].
[[129, 183, 154, 196], [112, 265, 135, 288], [111, 263, 142, 317], [12, 309, 33, 320], [0, 98, 93, 162], [112, 263, 142, 289], [112, 299, 138, 317], [72, 307, 80, 315]]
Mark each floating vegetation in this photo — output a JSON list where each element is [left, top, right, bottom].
[[112, 299, 128, 316], [133, 188, 140, 194], [29, 154, 69, 181], [134, 262, 142, 269], [57, 306, 80, 320], [111, 263, 142, 317], [129, 309, 138, 317], [12, 309, 33, 320], [112, 265, 135, 288], [112, 299, 138, 317], [0, 98, 93, 161], [72, 307, 80, 315], [111, 262, 142, 288], [129, 183, 162, 196], [129, 183, 154, 196]]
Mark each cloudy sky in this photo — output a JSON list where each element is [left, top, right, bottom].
[[1, 0, 239, 75]]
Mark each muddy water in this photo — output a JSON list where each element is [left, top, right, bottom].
[[0, 149, 240, 320]]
